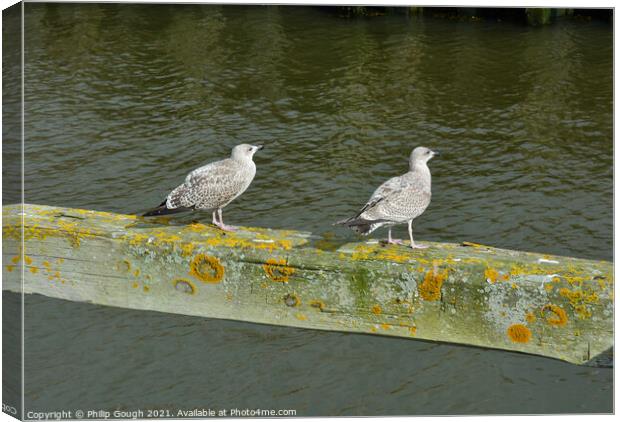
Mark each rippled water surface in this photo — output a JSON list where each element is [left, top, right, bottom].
[[10, 3, 614, 415]]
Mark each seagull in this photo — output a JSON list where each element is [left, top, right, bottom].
[[336, 146, 439, 249], [143, 144, 263, 231]]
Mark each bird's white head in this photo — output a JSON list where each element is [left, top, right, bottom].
[[409, 146, 439, 170], [231, 143, 264, 162]]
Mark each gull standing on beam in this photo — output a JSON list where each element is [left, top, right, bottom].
[[336, 146, 439, 249], [143, 144, 263, 231]]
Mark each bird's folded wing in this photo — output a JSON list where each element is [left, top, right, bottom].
[[363, 180, 429, 221], [357, 175, 408, 217], [186, 160, 238, 187], [169, 160, 242, 209]]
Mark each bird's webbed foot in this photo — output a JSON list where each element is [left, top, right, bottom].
[[215, 222, 238, 232]]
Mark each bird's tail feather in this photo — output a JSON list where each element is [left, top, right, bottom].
[[142, 200, 189, 217], [334, 216, 380, 235]]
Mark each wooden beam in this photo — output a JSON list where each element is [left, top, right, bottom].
[[2, 204, 613, 366]]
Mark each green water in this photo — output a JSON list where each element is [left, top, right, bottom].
[[6, 3, 614, 415]]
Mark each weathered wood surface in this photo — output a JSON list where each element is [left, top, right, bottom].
[[2, 204, 613, 366]]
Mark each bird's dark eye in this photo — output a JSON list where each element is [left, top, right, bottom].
[[248, 147, 252, 152]]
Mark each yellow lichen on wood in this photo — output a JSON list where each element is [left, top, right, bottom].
[[2, 204, 614, 367], [351, 244, 411, 263], [262, 258, 295, 282], [309, 300, 325, 311], [189, 253, 224, 283], [284, 293, 300, 307], [173, 278, 197, 295], [205, 235, 292, 252], [420, 267, 448, 301], [485, 267, 499, 283], [559, 286, 600, 319], [541, 304, 568, 326]]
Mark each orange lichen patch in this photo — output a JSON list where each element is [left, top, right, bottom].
[[24, 256, 33, 265], [420, 268, 448, 301], [42, 260, 51, 269], [380, 323, 391, 331], [369, 326, 378, 333], [189, 254, 225, 283], [173, 278, 196, 295], [485, 267, 499, 283], [525, 312, 537, 323], [262, 258, 295, 282], [408, 326, 417, 336], [284, 293, 300, 307], [559, 286, 599, 319], [541, 304, 568, 326], [552, 277, 561, 283], [11, 256, 20, 264], [143, 286, 150, 292], [295, 313, 307, 321], [507, 324, 532, 343], [132, 282, 139, 289], [6, 265, 15, 272], [511, 283, 518, 289], [133, 269, 140, 277], [545, 283, 554, 292], [309, 300, 325, 311], [371, 305, 382, 315], [502, 274, 510, 281], [29, 267, 39, 274]]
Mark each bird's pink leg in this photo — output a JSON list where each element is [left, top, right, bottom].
[[215, 208, 237, 232], [408, 220, 428, 249], [212, 210, 218, 225], [387, 228, 404, 245]]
